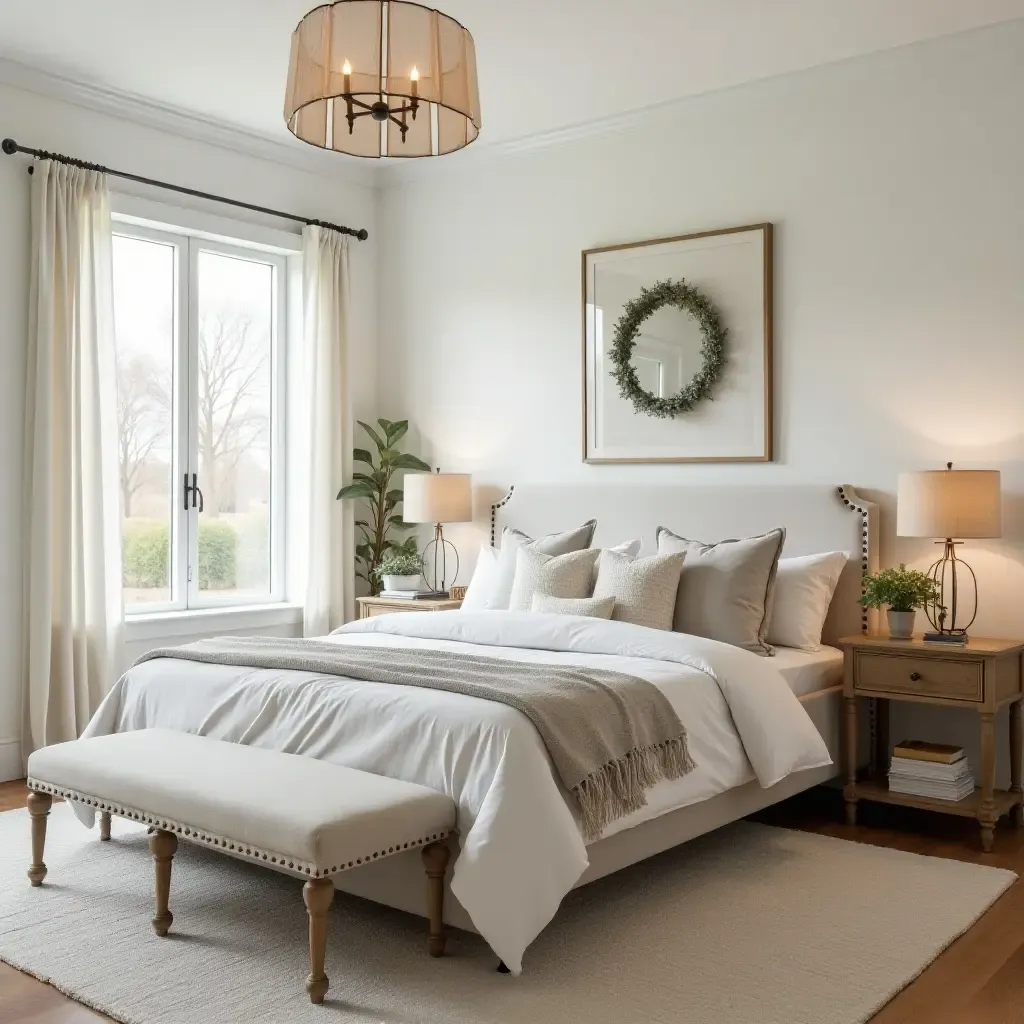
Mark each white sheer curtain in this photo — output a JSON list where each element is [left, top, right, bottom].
[[22, 161, 124, 760], [302, 226, 353, 635]]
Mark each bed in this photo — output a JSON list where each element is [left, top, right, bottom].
[[79, 484, 878, 974]]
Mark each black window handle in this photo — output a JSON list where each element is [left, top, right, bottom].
[[183, 473, 205, 513]]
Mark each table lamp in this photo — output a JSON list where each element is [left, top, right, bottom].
[[403, 470, 472, 595], [896, 462, 1001, 642]]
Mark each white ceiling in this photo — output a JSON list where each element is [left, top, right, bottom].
[[2, 0, 1023, 152]]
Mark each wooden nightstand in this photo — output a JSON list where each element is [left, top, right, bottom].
[[357, 596, 463, 619], [840, 634, 1024, 851]]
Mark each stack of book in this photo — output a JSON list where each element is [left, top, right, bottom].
[[379, 589, 449, 600], [888, 740, 975, 802]]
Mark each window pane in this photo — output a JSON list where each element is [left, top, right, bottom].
[[112, 235, 176, 608], [196, 250, 274, 600]]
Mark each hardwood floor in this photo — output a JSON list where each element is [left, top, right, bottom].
[[1, 779, 1023, 1023]]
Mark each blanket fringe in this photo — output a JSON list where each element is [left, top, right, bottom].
[[573, 735, 696, 841]]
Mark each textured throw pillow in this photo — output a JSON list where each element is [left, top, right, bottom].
[[487, 520, 597, 610], [657, 526, 786, 656], [531, 593, 616, 619], [766, 551, 849, 651], [592, 539, 642, 586], [508, 548, 601, 611], [591, 549, 686, 631]]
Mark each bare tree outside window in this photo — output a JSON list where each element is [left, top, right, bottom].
[[117, 353, 170, 518], [197, 312, 270, 516]]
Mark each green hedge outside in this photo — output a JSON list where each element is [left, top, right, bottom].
[[123, 519, 238, 591]]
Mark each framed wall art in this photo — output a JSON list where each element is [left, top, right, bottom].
[[582, 223, 773, 463]]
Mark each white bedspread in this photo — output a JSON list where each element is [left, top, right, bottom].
[[80, 612, 830, 972]]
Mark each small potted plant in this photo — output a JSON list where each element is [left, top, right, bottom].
[[859, 564, 942, 639], [378, 550, 425, 593]]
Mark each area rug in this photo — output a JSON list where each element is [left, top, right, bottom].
[[0, 805, 1015, 1024]]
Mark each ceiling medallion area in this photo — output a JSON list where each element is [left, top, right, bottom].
[[284, 0, 481, 159]]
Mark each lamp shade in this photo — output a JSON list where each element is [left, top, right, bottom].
[[897, 469, 1002, 539], [403, 473, 472, 524]]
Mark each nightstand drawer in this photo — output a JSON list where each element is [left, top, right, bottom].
[[854, 652, 983, 701]]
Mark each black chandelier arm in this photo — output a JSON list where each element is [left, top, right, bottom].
[[340, 95, 421, 138]]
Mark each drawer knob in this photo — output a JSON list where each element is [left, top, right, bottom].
[[909, 671, 922, 681]]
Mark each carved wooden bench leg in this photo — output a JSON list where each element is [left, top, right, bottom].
[[27, 790, 52, 886], [303, 878, 335, 1004], [99, 812, 112, 841], [422, 841, 450, 958], [149, 829, 178, 936]]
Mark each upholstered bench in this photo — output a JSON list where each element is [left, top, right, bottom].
[[26, 729, 457, 1004]]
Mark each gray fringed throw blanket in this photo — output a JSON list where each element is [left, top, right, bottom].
[[133, 636, 695, 839]]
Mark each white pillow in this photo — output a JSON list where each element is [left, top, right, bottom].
[[592, 549, 686, 631], [461, 545, 500, 610], [766, 551, 849, 651], [531, 594, 616, 619], [508, 548, 601, 611], [462, 520, 597, 611]]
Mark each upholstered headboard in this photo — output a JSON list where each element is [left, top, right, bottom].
[[491, 484, 879, 644]]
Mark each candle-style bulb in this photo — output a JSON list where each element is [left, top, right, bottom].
[[342, 59, 352, 76], [410, 65, 419, 82]]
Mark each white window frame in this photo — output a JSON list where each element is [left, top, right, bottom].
[[112, 207, 293, 619]]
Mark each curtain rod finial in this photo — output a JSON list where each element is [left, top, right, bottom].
[[357, 228, 369, 241], [2, 138, 18, 155]]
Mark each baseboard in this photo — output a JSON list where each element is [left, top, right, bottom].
[[0, 739, 22, 783]]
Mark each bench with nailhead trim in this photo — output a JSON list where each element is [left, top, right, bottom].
[[25, 729, 456, 1005]]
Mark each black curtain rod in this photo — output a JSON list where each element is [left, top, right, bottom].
[[1, 137, 368, 241]]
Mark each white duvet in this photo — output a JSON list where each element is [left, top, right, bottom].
[[80, 612, 830, 973]]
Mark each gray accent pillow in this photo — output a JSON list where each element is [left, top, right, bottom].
[[474, 519, 597, 610], [656, 526, 786, 655], [592, 550, 686, 631], [531, 594, 616, 619], [508, 548, 601, 612]]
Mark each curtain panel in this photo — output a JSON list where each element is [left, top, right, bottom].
[[22, 161, 124, 760], [302, 226, 353, 635]]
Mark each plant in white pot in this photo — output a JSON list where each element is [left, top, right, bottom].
[[859, 564, 942, 639], [378, 550, 426, 593]]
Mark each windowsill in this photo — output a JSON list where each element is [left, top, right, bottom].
[[125, 602, 304, 643]]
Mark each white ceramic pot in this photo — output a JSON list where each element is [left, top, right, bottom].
[[887, 609, 916, 639], [382, 573, 423, 592]]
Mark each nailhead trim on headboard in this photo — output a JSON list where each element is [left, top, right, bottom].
[[837, 486, 872, 635], [490, 486, 515, 547], [26, 778, 451, 880]]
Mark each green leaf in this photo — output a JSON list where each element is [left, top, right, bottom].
[[353, 448, 375, 466], [389, 515, 415, 530], [356, 542, 373, 560], [398, 536, 420, 555], [385, 420, 408, 445], [386, 489, 403, 504], [357, 420, 387, 451], [391, 454, 432, 472], [337, 482, 375, 501], [352, 472, 377, 486], [377, 449, 400, 464]]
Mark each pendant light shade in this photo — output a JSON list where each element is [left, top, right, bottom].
[[285, 0, 481, 159]]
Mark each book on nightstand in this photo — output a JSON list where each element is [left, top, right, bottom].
[[378, 590, 450, 600], [891, 740, 966, 765], [888, 741, 975, 801]]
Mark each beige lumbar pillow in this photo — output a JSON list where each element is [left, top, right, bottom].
[[531, 593, 616, 619], [656, 526, 786, 655], [592, 549, 686, 631], [508, 547, 601, 611]]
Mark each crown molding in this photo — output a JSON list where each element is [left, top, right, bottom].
[[0, 56, 379, 189]]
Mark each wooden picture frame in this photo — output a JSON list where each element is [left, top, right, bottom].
[[582, 223, 773, 464]]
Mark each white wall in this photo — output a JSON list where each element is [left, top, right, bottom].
[[378, 24, 1024, 778], [0, 83, 379, 779]]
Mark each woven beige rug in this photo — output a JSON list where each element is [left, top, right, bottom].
[[0, 805, 1014, 1024]]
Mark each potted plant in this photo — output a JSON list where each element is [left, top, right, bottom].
[[859, 564, 942, 639], [378, 550, 425, 593], [336, 419, 431, 594]]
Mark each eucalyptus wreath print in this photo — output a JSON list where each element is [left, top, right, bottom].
[[609, 278, 727, 419]]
